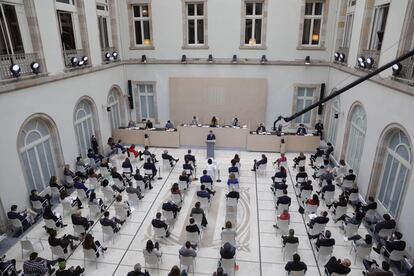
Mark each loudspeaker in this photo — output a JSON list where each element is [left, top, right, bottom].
[[318, 83, 325, 115], [127, 80, 134, 109]]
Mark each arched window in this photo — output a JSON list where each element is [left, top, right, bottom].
[[74, 99, 96, 156], [108, 89, 122, 130], [378, 130, 411, 217], [19, 118, 57, 192], [345, 105, 366, 174], [326, 95, 340, 146]]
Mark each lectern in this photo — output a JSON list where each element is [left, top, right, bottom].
[[206, 139, 216, 159]]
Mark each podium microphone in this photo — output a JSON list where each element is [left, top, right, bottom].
[[193, 166, 198, 181], [216, 169, 222, 183], [157, 166, 162, 180]]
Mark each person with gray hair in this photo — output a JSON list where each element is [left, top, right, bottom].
[[161, 150, 179, 167], [127, 263, 150, 276]]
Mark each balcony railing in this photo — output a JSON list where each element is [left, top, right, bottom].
[[399, 55, 414, 82], [359, 49, 381, 69], [0, 52, 39, 80], [63, 49, 86, 68]]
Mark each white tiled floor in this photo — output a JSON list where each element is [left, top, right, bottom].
[[4, 148, 382, 275]]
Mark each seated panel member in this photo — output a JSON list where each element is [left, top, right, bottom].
[[256, 123, 266, 134], [145, 119, 153, 129], [165, 120, 174, 130], [296, 123, 307, 136], [231, 117, 240, 127], [190, 115, 199, 125], [210, 116, 218, 127]]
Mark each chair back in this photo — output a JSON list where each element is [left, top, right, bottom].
[[44, 219, 57, 230], [171, 194, 182, 205], [192, 213, 204, 228], [378, 228, 395, 239], [102, 188, 115, 202], [274, 177, 284, 183], [305, 203, 318, 214], [298, 159, 306, 168], [76, 165, 86, 174], [344, 223, 359, 237], [83, 248, 98, 260], [226, 197, 238, 207], [113, 178, 124, 189], [279, 161, 288, 168], [122, 167, 132, 175], [102, 225, 115, 236], [186, 231, 200, 245], [61, 200, 74, 216], [331, 273, 348, 276], [143, 251, 159, 265], [51, 245, 67, 258], [342, 179, 354, 189], [389, 250, 405, 262], [318, 245, 333, 258], [289, 270, 305, 276], [185, 169, 192, 176], [77, 189, 87, 200], [315, 156, 324, 167], [355, 244, 372, 260], [88, 158, 97, 169], [31, 200, 44, 211], [115, 205, 128, 220], [221, 231, 236, 246], [257, 164, 267, 176], [324, 191, 335, 203], [276, 218, 289, 235], [88, 177, 99, 189], [89, 203, 101, 217], [365, 209, 377, 222], [201, 182, 212, 191], [162, 159, 171, 169], [10, 218, 23, 229], [144, 169, 153, 176], [162, 210, 175, 222], [153, 227, 166, 239], [180, 255, 194, 267], [20, 240, 35, 251], [178, 180, 188, 191], [127, 192, 139, 203], [297, 177, 307, 184], [221, 258, 235, 276], [135, 180, 145, 191], [333, 206, 347, 220], [206, 168, 216, 180], [73, 224, 86, 235], [50, 187, 61, 197], [277, 204, 290, 215], [348, 192, 359, 202], [300, 190, 311, 201], [312, 223, 326, 235], [65, 175, 74, 185], [284, 242, 299, 260], [198, 196, 210, 210]]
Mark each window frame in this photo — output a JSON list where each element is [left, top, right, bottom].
[[325, 95, 340, 147], [182, 0, 208, 49], [74, 100, 96, 157], [345, 105, 366, 175], [0, 3, 25, 55], [291, 84, 319, 128], [342, 2, 355, 48], [108, 89, 122, 130], [129, 1, 154, 50], [368, 3, 389, 51], [133, 81, 158, 122], [240, 0, 267, 49]]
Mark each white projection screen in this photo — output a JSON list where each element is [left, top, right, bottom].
[[169, 77, 267, 128]]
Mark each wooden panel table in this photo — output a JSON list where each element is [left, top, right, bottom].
[[247, 133, 282, 152], [113, 128, 145, 145], [286, 135, 320, 152], [148, 130, 179, 148], [178, 125, 250, 148]]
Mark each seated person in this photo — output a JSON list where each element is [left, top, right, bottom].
[[49, 175, 67, 191], [220, 242, 236, 259], [134, 169, 152, 190], [7, 205, 37, 229], [143, 158, 157, 179], [184, 149, 196, 166], [197, 184, 215, 200], [179, 171, 190, 189], [143, 240, 162, 259], [373, 214, 396, 236], [23, 252, 57, 275], [346, 234, 373, 249], [162, 201, 181, 219], [128, 120, 136, 128], [190, 116, 199, 125], [170, 183, 182, 199], [75, 156, 88, 172], [308, 211, 329, 229], [293, 152, 306, 169], [296, 167, 309, 185], [272, 166, 287, 182], [343, 169, 356, 183], [48, 229, 78, 253], [200, 170, 213, 187], [30, 189, 51, 207], [228, 160, 239, 175], [227, 173, 239, 190], [296, 124, 307, 136], [0, 255, 20, 275], [82, 233, 107, 257], [310, 147, 324, 167], [127, 264, 150, 276], [205, 158, 217, 179], [114, 194, 131, 217], [226, 188, 240, 200], [252, 154, 267, 171], [152, 212, 170, 237], [111, 167, 126, 186], [183, 160, 194, 177], [285, 253, 307, 273], [373, 231, 405, 257], [87, 148, 102, 164], [190, 202, 208, 227], [179, 241, 197, 257], [56, 260, 84, 276], [43, 205, 66, 229], [313, 230, 336, 251], [272, 179, 288, 195], [145, 119, 153, 129], [165, 120, 174, 130], [333, 159, 347, 181], [88, 191, 107, 213], [317, 179, 335, 200], [60, 190, 83, 209], [186, 217, 200, 235], [300, 180, 314, 194], [231, 117, 240, 127], [162, 150, 179, 167], [101, 178, 124, 194], [256, 123, 266, 134], [273, 209, 290, 229], [128, 144, 143, 160], [115, 140, 127, 154], [334, 208, 365, 226], [282, 229, 299, 246], [63, 164, 76, 180], [221, 221, 236, 239], [210, 116, 218, 127], [273, 153, 287, 167], [362, 260, 393, 276], [100, 211, 125, 233], [306, 194, 320, 209], [357, 196, 378, 213], [324, 257, 351, 275], [276, 190, 291, 208], [71, 210, 94, 232], [73, 177, 92, 197], [126, 182, 144, 200], [121, 158, 133, 175], [324, 142, 334, 158]]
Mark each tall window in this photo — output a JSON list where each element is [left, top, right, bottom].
[[302, 1, 323, 46], [378, 130, 411, 217], [108, 89, 122, 130], [243, 1, 263, 46], [326, 97, 340, 146], [342, 1, 355, 48], [57, 11, 76, 50], [368, 4, 389, 51], [295, 87, 315, 125], [132, 4, 151, 46], [56, 0, 75, 4], [74, 100, 96, 157], [97, 0, 111, 50], [185, 2, 205, 46], [19, 119, 57, 192], [136, 83, 156, 120], [345, 105, 366, 174], [0, 3, 24, 55]]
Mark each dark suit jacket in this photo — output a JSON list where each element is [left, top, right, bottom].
[[71, 214, 89, 228], [200, 175, 213, 184], [285, 261, 307, 272], [374, 219, 396, 233], [220, 245, 236, 259], [322, 184, 335, 193], [207, 134, 216, 140], [385, 240, 406, 252], [296, 172, 308, 181], [7, 211, 26, 221], [316, 238, 335, 248], [256, 157, 268, 166], [277, 196, 291, 206], [197, 190, 210, 199], [186, 224, 200, 234], [311, 216, 329, 225], [325, 257, 351, 274], [152, 218, 168, 230], [282, 235, 299, 245], [226, 191, 240, 199], [228, 166, 238, 173], [100, 217, 117, 230], [184, 154, 196, 163]]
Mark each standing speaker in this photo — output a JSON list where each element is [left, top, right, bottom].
[[127, 80, 134, 109], [318, 83, 325, 115]]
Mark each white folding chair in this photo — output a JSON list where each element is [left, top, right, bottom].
[[144, 169, 154, 179], [143, 251, 161, 271], [153, 227, 167, 241], [9, 218, 25, 234], [44, 219, 59, 230], [283, 242, 299, 261], [349, 241, 372, 264], [76, 189, 88, 201], [186, 231, 200, 246], [178, 180, 188, 191], [257, 164, 267, 177], [324, 191, 335, 205], [378, 228, 395, 239], [65, 175, 74, 186], [162, 159, 171, 170], [273, 177, 284, 184], [135, 180, 146, 192], [279, 161, 288, 168], [127, 193, 140, 208], [365, 209, 377, 223], [51, 245, 69, 259], [73, 224, 86, 236], [348, 192, 359, 203], [192, 213, 204, 229], [102, 225, 117, 243], [275, 189, 284, 199], [343, 223, 359, 237], [89, 158, 97, 169], [389, 250, 405, 270], [315, 156, 323, 167], [226, 197, 238, 208], [113, 178, 124, 190], [221, 257, 235, 276], [102, 188, 115, 202], [287, 270, 305, 276], [89, 203, 102, 217], [76, 165, 86, 174], [297, 177, 307, 185], [115, 206, 129, 221], [162, 210, 175, 225], [333, 206, 347, 220], [275, 218, 289, 236], [50, 186, 62, 198], [342, 179, 354, 190], [31, 200, 47, 212], [317, 245, 333, 261], [122, 167, 132, 177], [300, 190, 312, 201], [201, 182, 212, 191], [305, 203, 318, 214], [221, 231, 236, 246], [311, 223, 326, 236], [83, 248, 100, 268], [277, 204, 290, 215], [198, 197, 210, 211], [179, 255, 195, 275], [88, 177, 99, 191], [20, 239, 44, 258], [298, 159, 306, 168], [171, 194, 182, 206]]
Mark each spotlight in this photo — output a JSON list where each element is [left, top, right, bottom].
[[70, 57, 78, 67], [358, 61, 366, 69], [260, 55, 267, 64], [9, 63, 21, 78], [208, 54, 213, 63], [105, 52, 111, 61], [232, 55, 237, 64], [305, 56, 310, 65], [339, 53, 346, 63], [334, 52, 340, 61], [357, 56, 365, 64], [81, 56, 88, 65], [366, 57, 374, 69], [181, 54, 187, 63], [30, 62, 40, 74], [106, 107, 111, 112], [392, 63, 402, 76], [141, 55, 147, 63], [112, 51, 118, 60], [78, 60, 85, 66], [334, 113, 339, 119]]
